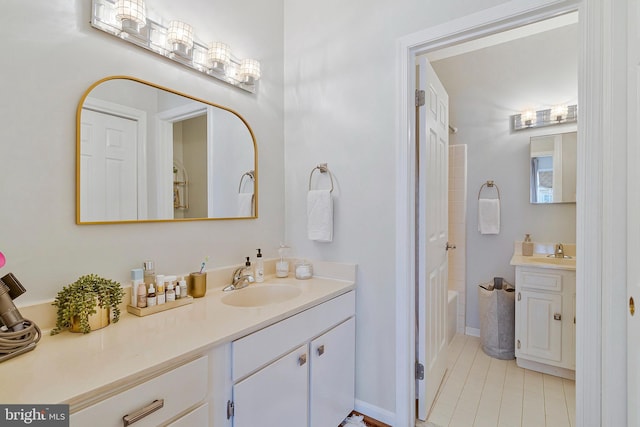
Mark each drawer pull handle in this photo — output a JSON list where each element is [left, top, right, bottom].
[[298, 354, 307, 366], [554, 313, 562, 321], [317, 345, 325, 356], [122, 399, 164, 426]]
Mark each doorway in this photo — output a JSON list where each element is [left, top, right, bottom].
[[395, 1, 625, 426]]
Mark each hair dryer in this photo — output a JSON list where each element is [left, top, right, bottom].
[[0, 273, 41, 362]]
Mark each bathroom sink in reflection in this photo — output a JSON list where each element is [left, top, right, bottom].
[[221, 283, 302, 307]]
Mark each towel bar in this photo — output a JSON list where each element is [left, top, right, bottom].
[[308, 163, 334, 193], [478, 180, 501, 200]]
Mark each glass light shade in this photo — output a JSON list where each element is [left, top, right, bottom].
[[239, 59, 261, 84], [116, 0, 146, 33], [207, 42, 231, 70], [167, 20, 194, 47], [521, 109, 536, 126], [551, 104, 568, 121]]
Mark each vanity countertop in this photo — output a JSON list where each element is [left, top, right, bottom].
[[510, 254, 576, 271], [0, 262, 355, 408]]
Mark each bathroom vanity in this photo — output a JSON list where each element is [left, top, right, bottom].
[[511, 246, 576, 380], [0, 262, 356, 427]]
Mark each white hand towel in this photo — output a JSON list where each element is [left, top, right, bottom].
[[478, 198, 500, 234], [237, 193, 254, 217], [307, 190, 333, 242]]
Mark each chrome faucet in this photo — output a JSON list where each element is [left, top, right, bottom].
[[554, 243, 565, 258], [222, 260, 255, 291]]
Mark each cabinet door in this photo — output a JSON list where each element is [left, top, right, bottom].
[[233, 345, 308, 427], [310, 317, 356, 427], [518, 291, 562, 362]]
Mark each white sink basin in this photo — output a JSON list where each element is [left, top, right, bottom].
[[221, 283, 302, 308]]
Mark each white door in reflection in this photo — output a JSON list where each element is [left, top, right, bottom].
[[80, 109, 138, 222]]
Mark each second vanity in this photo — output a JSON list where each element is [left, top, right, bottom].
[[511, 244, 576, 380], [0, 261, 356, 427]]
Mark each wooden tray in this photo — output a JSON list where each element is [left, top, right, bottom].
[[127, 296, 194, 317]]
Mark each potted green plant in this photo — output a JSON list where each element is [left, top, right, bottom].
[[51, 274, 124, 335]]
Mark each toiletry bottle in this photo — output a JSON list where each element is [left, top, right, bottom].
[[147, 284, 157, 307], [174, 277, 181, 300], [143, 260, 156, 287], [130, 268, 144, 307], [179, 276, 188, 298], [166, 282, 176, 302], [523, 234, 534, 256], [157, 276, 166, 305], [137, 282, 147, 308], [255, 249, 264, 282], [245, 256, 252, 276]]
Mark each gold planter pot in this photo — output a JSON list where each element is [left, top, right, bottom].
[[70, 306, 110, 333]]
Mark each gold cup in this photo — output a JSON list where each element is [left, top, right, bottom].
[[189, 272, 207, 298]]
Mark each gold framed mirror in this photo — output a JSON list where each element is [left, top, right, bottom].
[[76, 76, 257, 224]]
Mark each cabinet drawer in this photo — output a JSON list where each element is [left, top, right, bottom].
[[71, 356, 208, 427], [232, 291, 355, 381], [519, 269, 563, 292]]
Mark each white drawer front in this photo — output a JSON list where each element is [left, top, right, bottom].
[[519, 269, 562, 292], [232, 291, 355, 382], [71, 356, 208, 427]]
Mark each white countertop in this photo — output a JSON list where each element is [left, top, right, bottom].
[[0, 265, 355, 408], [510, 254, 576, 271]]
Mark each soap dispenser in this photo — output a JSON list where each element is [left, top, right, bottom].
[[255, 249, 264, 282], [522, 234, 534, 256]]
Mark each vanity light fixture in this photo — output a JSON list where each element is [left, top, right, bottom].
[[90, 0, 261, 93], [207, 42, 231, 72], [239, 59, 261, 84], [511, 104, 577, 131], [166, 20, 193, 58], [115, 0, 146, 35]]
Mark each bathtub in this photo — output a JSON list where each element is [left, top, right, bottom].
[[448, 290, 458, 344]]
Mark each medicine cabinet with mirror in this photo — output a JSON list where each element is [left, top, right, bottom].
[[530, 131, 577, 204], [76, 76, 257, 224]]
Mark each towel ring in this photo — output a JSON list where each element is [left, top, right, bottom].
[[478, 180, 501, 200], [308, 163, 334, 193], [238, 170, 255, 193]]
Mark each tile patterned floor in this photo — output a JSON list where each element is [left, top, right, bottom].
[[417, 334, 575, 427]]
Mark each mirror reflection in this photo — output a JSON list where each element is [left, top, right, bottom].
[[530, 131, 576, 204], [77, 76, 256, 223]]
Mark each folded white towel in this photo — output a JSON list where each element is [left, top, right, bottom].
[[478, 198, 500, 234], [307, 190, 333, 242], [237, 193, 254, 217]]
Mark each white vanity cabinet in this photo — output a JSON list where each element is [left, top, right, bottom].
[[70, 356, 209, 427], [227, 291, 356, 427], [514, 266, 576, 379]]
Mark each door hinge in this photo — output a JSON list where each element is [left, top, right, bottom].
[[517, 339, 521, 349], [517, 292, 521, 301], [415, 362, 425, 380], [227, 400, 234, 419], [415, 90, 426, 107]]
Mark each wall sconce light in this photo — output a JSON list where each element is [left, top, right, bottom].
[[166, 20, 193, 59], [511, 104, 577, 131], [207, 42, 231, 73], [115, 0, 146, 35], [239, 59, 261, 84], [91, 0, 261, 93]]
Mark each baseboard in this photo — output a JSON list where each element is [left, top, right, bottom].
[[465, 326, 480, 337], [354, 399, 395, 426]]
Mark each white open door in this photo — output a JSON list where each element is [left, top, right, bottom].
[[416, 55, 450, 420]]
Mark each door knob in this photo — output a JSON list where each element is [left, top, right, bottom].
[[553, 313, 562, 321], [446, 242, 457, 251]]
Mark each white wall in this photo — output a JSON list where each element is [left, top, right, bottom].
[[283, 0, 510, 418], [432, 24, 578, 329], [1, 0, 284, 304]]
